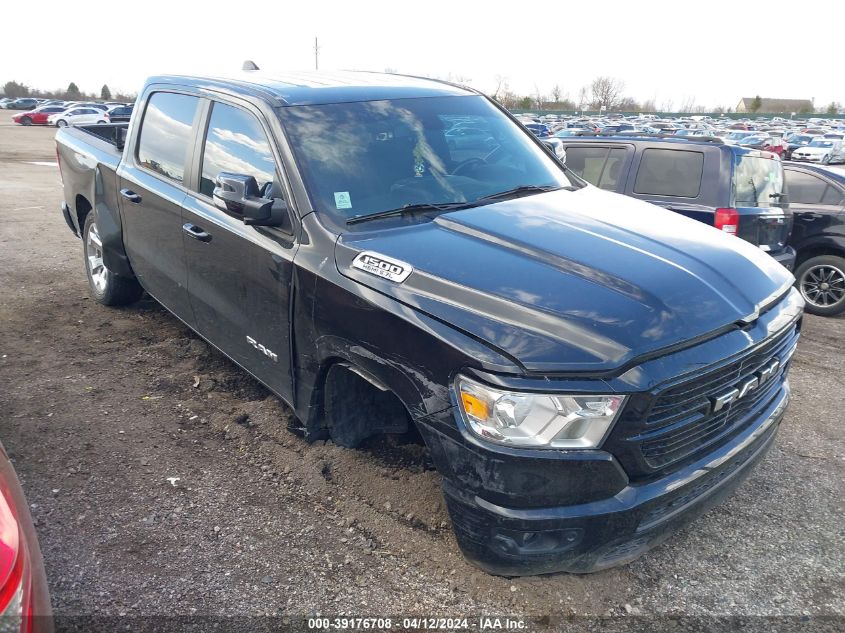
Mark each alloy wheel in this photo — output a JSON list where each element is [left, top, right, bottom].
[[800, 264, 845, 309]]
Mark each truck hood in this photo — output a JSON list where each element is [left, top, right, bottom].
[[335, 186, 793, 374]]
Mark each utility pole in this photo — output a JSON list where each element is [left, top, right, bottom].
[[314, 37, 320, 71]]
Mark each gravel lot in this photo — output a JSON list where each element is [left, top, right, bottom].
[[0, 123, 843, 629]]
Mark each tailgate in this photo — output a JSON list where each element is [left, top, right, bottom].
[[737, 206, 792, 252]]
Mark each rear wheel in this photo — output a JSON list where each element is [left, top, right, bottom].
[[20, 116, 31, 126], [795, 255, 845, 316], [56, 119, 67, 128], [83, 213, 144, 306]]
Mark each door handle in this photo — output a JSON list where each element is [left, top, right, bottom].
[[120, 189, 142, 204], [182, 223, 212, 242]]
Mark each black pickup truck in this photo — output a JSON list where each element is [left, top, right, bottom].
[[56, 70, 804, 576]]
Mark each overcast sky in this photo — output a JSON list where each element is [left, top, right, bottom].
[[2, 0, 841, 109]]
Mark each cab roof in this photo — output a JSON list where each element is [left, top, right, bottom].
[[147, 70, 475, 107]]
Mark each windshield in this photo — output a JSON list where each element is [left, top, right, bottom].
[[809, 140, 834, 148], [733, 155, 784, 208], [278, 95, 575, 224]]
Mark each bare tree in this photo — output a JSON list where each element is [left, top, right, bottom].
[[679, 96, 696, 113], [577, 86, 590, 111], [551, 84, 562, 103], [533, 84, 544, 110], [589, 76, 625, 111], [492, 74, 507, 101], [641, 99, 657, 113]]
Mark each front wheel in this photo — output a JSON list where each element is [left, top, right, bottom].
[[97, 120, 106, 124], [795, 255, 845, 317], [56, 119, 67, 128], [822, 154, 831, 165], [83, 213, 144, 306], [20, 117, 31, 126]]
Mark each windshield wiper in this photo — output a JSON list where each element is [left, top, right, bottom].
[[346, 201, 473, 225], [476, 184, 570, 203]]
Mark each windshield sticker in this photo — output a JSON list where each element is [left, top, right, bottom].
[[334, 191, 352, 209], [352, 251, 413, 283]]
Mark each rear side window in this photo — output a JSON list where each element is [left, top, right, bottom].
[[565, 147, 627, 190], [565, 147, 608, 184], [137, 92, 200, 184], [634, 149, 703, 198], [198, 102, 276, 198]]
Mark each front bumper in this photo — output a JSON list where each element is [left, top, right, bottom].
[[420, 385, 789, 576]]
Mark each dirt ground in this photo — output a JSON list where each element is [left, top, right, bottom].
[[0, 123, 843, 627]]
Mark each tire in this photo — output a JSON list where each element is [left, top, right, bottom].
[[822, 154, 831, 165], [795, 255, 845, 317], [56, 119, 67, 128], [83, 213, 144, 306], [20, 117, 31, 126], [97, 120, 106, 124]]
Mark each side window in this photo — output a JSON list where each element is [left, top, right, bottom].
[[821, 185, 845, 206], [786, 171, 827, 205], [564, 147, 609, 185], [634, 149, 703, 198], [598, 148, 627, 191], [137, 92, 200, 184], [199, 102, 277, 198]]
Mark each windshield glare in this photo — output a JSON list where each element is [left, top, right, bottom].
[[809, 140, 833, 147], [278, 96, 574, 224]]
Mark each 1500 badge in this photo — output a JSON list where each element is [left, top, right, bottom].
[[352, 251, 413, 283]]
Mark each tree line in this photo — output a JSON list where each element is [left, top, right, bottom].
[[2, 80, 136, 103], [489, 76, 840, 115]]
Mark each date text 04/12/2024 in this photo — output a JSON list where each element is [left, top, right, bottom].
[[306, 617, 528, 630]]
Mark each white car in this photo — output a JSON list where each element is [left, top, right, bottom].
[[47, 107, 108, 128], [791, 139, 845, 165]]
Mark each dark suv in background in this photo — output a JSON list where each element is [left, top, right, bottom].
[[559, 136, 796, 270]]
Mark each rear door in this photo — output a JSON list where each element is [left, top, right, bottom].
[[784, 167, 845, 247], [181, 97, 298, 401], [118, 90, 202, 320], [625, 145, 719, 226]]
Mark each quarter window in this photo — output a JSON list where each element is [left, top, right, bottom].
[[137, 92, 200, 184], [634, 148, 703, 198], [199, 102, 276, 198]]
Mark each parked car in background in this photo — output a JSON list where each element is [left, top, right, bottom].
[[4, 98, 39, 110], [105, 105, 133, 123], [558, 135, 795, 269], [784, 162, 845, 316], [784, 134, 818, 159], [11, 106, 68, 126], [791, 138, 845, 164], [0, 441, 53, 631], [740, 134, 785, 157], [48, 107, 107, 127]]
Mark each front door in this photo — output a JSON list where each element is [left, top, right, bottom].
[[118, 91, 202, 320], [181, 99, 297, 401]]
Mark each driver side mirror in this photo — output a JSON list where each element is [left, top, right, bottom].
[[212, 172, 291, 230]]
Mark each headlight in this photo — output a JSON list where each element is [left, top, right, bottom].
[[456, 375, 625, 449]]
